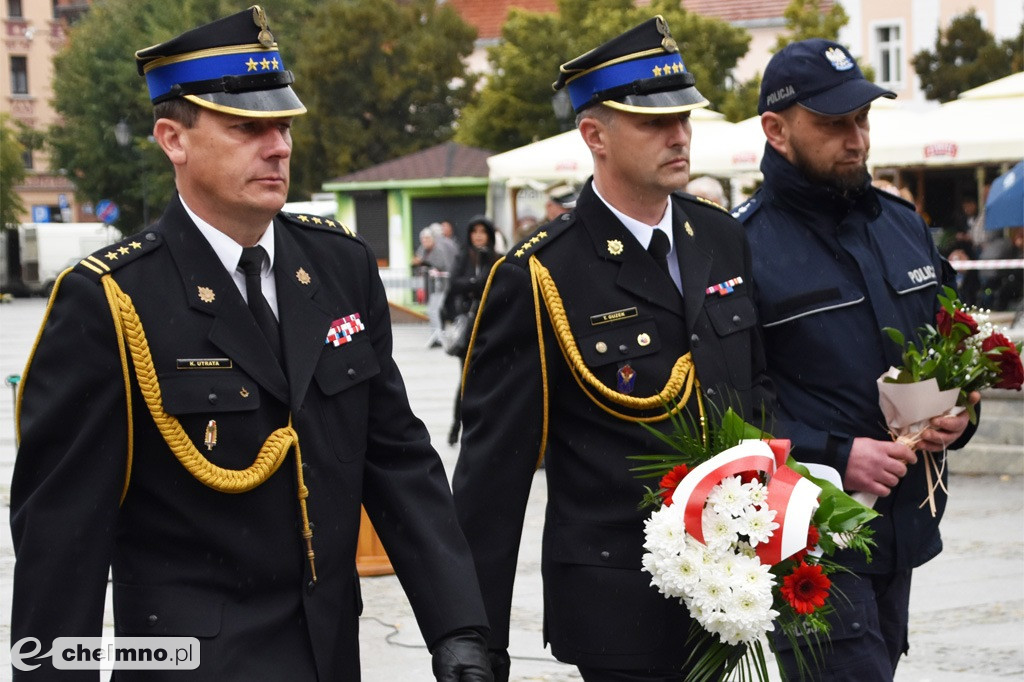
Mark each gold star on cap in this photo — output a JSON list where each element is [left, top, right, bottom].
[[607, 239, 624, 256], [296, 268, 311, 285], [197, 286, 215, 303]]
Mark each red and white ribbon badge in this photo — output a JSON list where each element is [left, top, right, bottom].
[[672, 439, 822, 566]]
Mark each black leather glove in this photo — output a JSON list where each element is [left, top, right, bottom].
[[431, 629, 494, 682], [488, 648, 510, 682]]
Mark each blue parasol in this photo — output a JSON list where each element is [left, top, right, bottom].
[[985, 160, 1024, 230]]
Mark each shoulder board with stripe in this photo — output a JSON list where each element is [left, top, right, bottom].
[[281, 212, 359, 239], [74, 231, 162, 281], [731, 195, 763, 224], [506, 211, 575, 268], [677, 191, 730, 215]]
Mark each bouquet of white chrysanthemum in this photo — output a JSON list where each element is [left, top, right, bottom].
[[632, 409, 878, 682]]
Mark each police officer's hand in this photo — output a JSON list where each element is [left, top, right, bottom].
[[431, 629, 494, 682], [917, 391, 980, 452], [845, 437, 918, 497]]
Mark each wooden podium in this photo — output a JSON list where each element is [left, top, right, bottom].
[[356, 506, 394, 576]]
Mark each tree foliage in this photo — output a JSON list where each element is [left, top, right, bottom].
[[773, 0, 848, 52], [718, 0, 851, 123], [1, 114, 26, 229], [289, 0, 477, 197], [912, 10, 1024, 102], [455, 0, 750, 152]]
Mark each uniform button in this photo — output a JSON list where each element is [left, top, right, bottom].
[[690, 333, 700, 348], [851, 622, 861, 631], [207, 393, 218, 404], [599, 551, 610, 561], [145, 232, 157, 242], [347, 368, 357, 379], [301, 462, 310, 472], [618, 344, 629, 354], [595, 341, 608, 354], [732, 314, 741, 324], [307, 580, 316, 594], [147, 614, 158, 626], [706, 387, 716, 397]]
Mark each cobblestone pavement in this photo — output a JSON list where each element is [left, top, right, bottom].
[[1, 298, 1021, 680]]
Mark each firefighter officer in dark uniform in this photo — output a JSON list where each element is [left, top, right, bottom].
[[452, 17, 772, 682], [10, 6, 491, 681]]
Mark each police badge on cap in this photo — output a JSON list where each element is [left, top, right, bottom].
[[135, 5, 306, 118], [553, 16, 708, 115]]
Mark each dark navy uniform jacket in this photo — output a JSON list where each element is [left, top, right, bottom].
[[453, 180, 772, 670], [11, 195, 487, 681], [734, 146, 976, 574]]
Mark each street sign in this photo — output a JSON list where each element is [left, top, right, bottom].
[[96, 199, 120, 225], [31, 206, 50, 223]]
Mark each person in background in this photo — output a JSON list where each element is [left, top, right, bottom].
[[733, 38, 978, 681], [544, 183, 578, 221], [453, 16, 771, 681], [9, 7, 492, 681], [444, 215, 500, 446], [685, 175, 727, 208], [413, 225, 456, 348]]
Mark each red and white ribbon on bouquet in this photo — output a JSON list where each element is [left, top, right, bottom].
[[673, 439, 822, 566]]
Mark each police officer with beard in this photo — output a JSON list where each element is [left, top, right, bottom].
[[733, 39, 979, 681]]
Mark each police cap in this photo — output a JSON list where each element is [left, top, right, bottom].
[[553, 16, 708, 115], [759, 39, 894, 116], [135, 5, 306, 118]]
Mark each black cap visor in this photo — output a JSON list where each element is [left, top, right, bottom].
[[798, 79, 895, 116], [185, 85, 306, 118]]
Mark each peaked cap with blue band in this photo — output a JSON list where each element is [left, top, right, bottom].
[[553, 16, 708, 115], [135, 5, 306, 118]]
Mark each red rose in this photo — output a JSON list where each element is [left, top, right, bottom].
[[658, 464, 690, 506], [983, 333, 1023, 391], [936, 307, 979, 338], [780, 562, 831, 615]]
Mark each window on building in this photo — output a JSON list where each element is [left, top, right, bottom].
[[874, 24, 903, 88], [8, 0, 23, 18], [22, 147, 33, 169], [11, 56, 29, 94]]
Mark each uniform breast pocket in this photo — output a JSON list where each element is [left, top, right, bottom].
[[578, 317, 662, 368], [159, 369, 262, 415], [704, 294, 759, 390], [314, 336, 381, 461]]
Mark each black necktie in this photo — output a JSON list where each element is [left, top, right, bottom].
[[237, 246, 281, 360], [648, 229, 671, 278]]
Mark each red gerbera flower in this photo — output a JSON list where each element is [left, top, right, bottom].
[[936, 307, 979, 338], [982, 332, 1024, 391], [780, 562, 831, 615], [806, 525, 821, 552], [658, 464, 690, 506]]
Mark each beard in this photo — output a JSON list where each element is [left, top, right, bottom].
[[790, 143, 871, 196]]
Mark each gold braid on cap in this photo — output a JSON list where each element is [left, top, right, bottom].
[[527, 255, 702, 424], [99, 274, 316, 582]]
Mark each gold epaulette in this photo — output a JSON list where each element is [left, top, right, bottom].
[[679, 192, 730, 215], [283, 212, 357, 238], [74, 231, 162, 281], [507, 212, 574, 267]]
